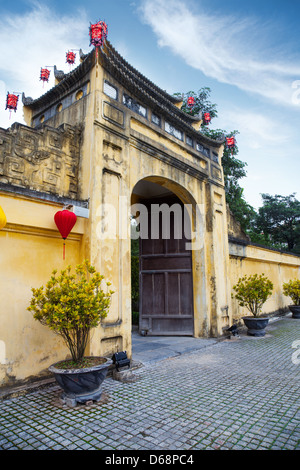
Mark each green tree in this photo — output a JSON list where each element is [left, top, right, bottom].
[[203, 128, 256, 231], [177, 90, 256, 232], [232, 273, 273, 317], [253, 193, 300, 253], [28, 261, 114, 364], [283, 279, 300, 305], [174, 87, 218, 120]]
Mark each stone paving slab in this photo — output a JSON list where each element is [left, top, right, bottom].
[[0, 316, 299, 451], [131, 332, 218, 364]]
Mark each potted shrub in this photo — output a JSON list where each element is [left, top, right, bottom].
[[283, 279, 300, 318], [28, 260, 114, 407], [232, 273, 273, 336]]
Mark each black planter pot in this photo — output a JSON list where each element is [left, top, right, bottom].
[[49, 356, 112, 407], [288, 305, 300, 319], [242, 317, 269, 337]]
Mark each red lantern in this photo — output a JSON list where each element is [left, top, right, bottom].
[[40, 68, 51, 83], [54, 209, 77, 260], [187, 96, 195, 109], [203, 112, 211, 125], [66, 51, 76, 65], [226, 137, 235, 147], [226, 137, 235, 154], [5, 93, 19, 117], [89, 21, 108, 48]]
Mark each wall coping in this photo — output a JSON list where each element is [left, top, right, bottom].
[[0, 182, 89, 208]]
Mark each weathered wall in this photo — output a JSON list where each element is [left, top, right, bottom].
[[84, 61, 230, 349], [0, 192, 86, 387], [0, 119, 89, 387], [229, 240, 300, 322], [227, 206, 300, 321]]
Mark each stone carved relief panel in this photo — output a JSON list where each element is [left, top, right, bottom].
[[0, 123, 81, 199]]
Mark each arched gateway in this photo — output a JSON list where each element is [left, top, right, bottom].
[[132, 179, 195, 336], [20, 41, 231, 357]]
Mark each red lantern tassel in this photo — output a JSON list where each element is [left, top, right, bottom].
[[63, 241, 66, 260]]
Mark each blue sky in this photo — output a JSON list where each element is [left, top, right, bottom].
[[0, 0, 299, 210]]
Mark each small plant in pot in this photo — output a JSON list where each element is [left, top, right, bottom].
[[283, 279, 300, 319], [232, 273, 273, 336], [28, 260, 114, 407]]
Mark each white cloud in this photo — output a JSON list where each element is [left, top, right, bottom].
[[139, 0, 300, 108], [220, 108, 291, 150], [0, 1, 89, 129]]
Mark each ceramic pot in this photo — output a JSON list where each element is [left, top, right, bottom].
[[49, 356, 112, 407], [242, 317, 269, 337], [288, 305, 300, 319]]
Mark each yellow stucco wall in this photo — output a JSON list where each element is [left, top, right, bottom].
[[229, 242, 300, 321], [0, 193, 85, 386]]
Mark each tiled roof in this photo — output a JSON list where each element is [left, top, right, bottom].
[[22, 42, 224, 147], [22, 52, 95, 108]]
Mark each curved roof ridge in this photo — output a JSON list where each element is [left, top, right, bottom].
[[101, 45, 223, 146], [104, 41, 200, 124], [22, 52, 95, 108], [105, 42, 182, 104], [22, 42, 223, 147], [102, 51, 195, 129]]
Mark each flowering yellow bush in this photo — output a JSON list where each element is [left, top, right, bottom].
[[28, 260, 114, 363], [283, 279, 300, 305], [232, 273, 273, 317]]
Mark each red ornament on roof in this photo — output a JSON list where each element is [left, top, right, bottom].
[[66, 51, 76, 65], [89, 21, 108, 48], [203, 112, 211, 125], [54, 209, 77, 260], [5, 93, 19, 113]]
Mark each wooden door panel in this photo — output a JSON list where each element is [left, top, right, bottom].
[[167, 273, 180, 315], [141, 254, 191, 271], [139, 195, 194, 336]]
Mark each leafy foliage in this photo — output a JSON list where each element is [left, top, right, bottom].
[[177, 89, 256, 232], [174, 87, 218, 121], [283, 279, 300, 305], [203, 127, 256, 232], [252, 193, 300, 253], [232, 274, 273, 317], [28, 260, 114, 364]]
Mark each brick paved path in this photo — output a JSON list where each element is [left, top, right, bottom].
[[0, 317, 299, 451]]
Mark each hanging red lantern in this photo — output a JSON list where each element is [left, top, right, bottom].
[[226, 137, 235, 147], [226, 136, 235, 154], [187, 96, 195, 109], [5, 93, 19, 117], [40, 68, 51, 83], [54, 209, 77, 260], [89, 21, 108, 48], [203, 112, 211, 125], [66, 51, 76, 65]]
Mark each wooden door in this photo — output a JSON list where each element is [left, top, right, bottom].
[[139, 195, 194, 335]]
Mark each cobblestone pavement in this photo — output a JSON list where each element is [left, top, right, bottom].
[[0, 316, 299, 451]]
